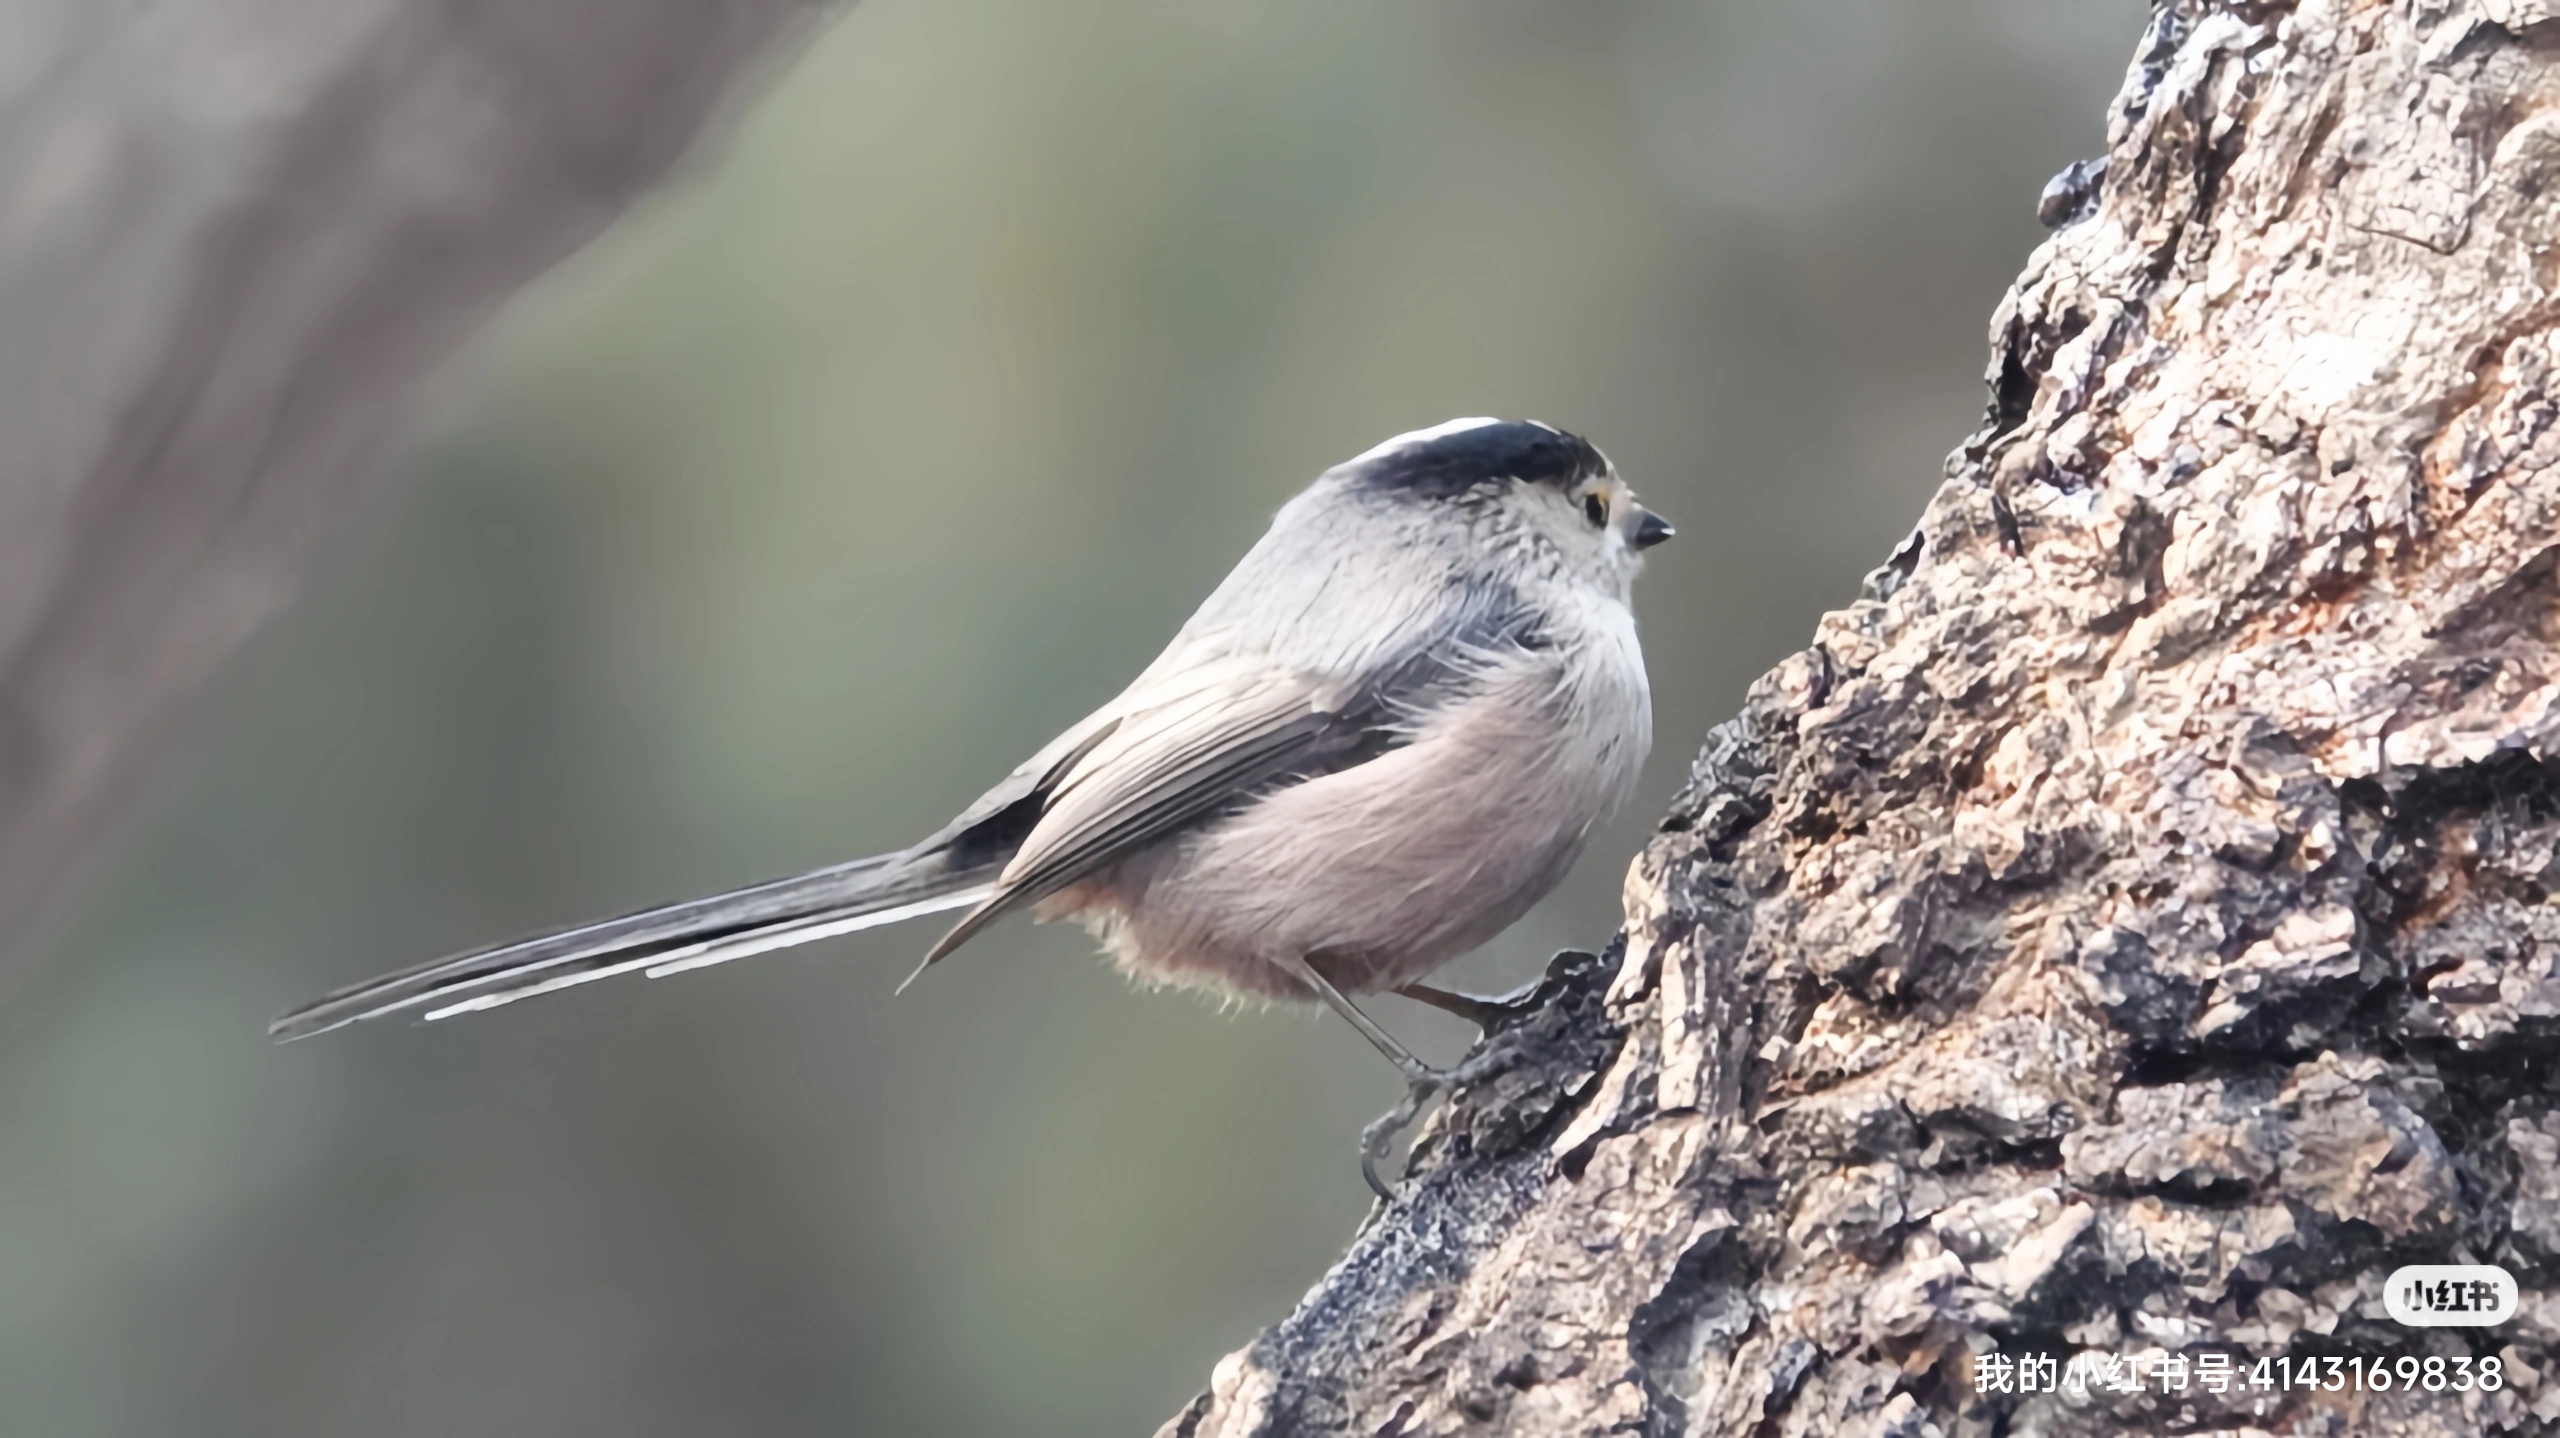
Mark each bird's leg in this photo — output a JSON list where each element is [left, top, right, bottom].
[[1272, 956, 1525, 1199], [1270, 953, 1434, 1083], [1395, 979, 1547, 1035]]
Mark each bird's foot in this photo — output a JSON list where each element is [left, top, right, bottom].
[[1356, 1043, 1525, 1200]]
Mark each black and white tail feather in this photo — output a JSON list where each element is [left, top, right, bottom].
[[265, 713, 1128, 1042], [265, 850, 999, 1041]]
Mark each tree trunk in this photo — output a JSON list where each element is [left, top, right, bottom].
[[1167, 4, 2560, 1434], [0, 0, 828, 974]]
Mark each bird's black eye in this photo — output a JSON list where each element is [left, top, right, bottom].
[[1582, 492, 1608, 527]]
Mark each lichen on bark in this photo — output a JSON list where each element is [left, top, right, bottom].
[[1168, 4, 2560, 1434]]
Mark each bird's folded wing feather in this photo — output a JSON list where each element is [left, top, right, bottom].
[[1011, 669, 1354, 896], [905, 568, 1563, 976], [906, 662, 1358, 971]]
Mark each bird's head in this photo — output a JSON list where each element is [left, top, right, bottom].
[[1332, 417, 1673, 596]]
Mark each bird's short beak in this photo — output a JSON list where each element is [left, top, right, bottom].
[[1631, 506, 1675, 550]]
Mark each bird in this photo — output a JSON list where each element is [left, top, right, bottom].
[[271, 417, 1671, 1185]]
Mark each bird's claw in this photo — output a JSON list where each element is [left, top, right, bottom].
[[1357, 1045, 1524, 1200], [1359, 1072, 1440, 1199]]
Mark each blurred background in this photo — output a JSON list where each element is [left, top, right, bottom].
[[1, 2, 2137, 1432]]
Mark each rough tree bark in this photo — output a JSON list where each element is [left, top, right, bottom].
[[0, 0, 829, 975], [1167, 4, 2560, 1434]]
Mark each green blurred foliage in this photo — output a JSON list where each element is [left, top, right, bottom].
[[0, 1, 2135, 1432]]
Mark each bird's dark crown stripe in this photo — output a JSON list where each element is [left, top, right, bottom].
[[1349, 420, 1606, 499]]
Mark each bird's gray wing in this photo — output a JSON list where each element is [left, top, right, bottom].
[[906, 583, 1545, 977], [901, 663, 1357, 977]]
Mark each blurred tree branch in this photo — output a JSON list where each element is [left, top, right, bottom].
[[1169, 4, 2560, 1433], [0, 0, 831, 975]]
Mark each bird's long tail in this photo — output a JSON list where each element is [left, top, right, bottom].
[[267, 848, 996, 1042]]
